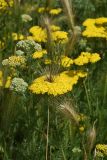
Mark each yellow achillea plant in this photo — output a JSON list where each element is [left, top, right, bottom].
[[28, 25, 68, 43], [77, 113, 87, 121], [0, 41, 4, 49], [28, 26, 47, 43], [61, 56, 73, 67], [49, 8, 62, 15], [33, 50, 100, 67], [0, 71, 11, 88], [74, 52, 101, 66], [50, 25, 61, 31], [2, 56, 26, 67], [32, 50, 47, 59], [37, 7, 46, 13], [37, 7, 62, 15], [96, 144, 107, 157], [0, 0, 13, 10], [44, 56, 73, 68], [82, 17, 107, 39], [52, 30, 68, 43], [29, 71, 87, 96], [12, 33, 25, 41], [32, 49, 73, 67]]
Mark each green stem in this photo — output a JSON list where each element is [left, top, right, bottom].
[[102, 75, 107, 106], [61, 146, 67, 160], [83, 80, 91, 114], [46, 105, 50, 160]]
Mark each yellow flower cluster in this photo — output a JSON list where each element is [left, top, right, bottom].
[[0, 0, 13, 10], [37, 7, 46, 13], [52, 31, 68, 43], [12, 33, 24, 41], [74, 52, 101, 66], [44, 55, 73, 68], [0, 41, 4, 49], [82, 17, 107, 39], [28, 25, 68, 43], [37, 7, 62, 15], [49, 8, 62, 15], [12, 25, 67, 43], [96, 144, 107, 157], [29, 70, 87, 96], [77, 113, 87, 121], [0, 71, 11, 88], [8, 56, 26, 67], [90, 53, 101, 63], [79, 126, 85, 132], [33, 50, 101, 67], [28, 26, 47, 42], [51, 25, 61, 31], [32, 50, 47, 59], [44, 59, 51, 65], [2, 56, 26, 67], [60, 56, 73, 67]]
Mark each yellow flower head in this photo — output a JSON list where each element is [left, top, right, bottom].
[[45, 59, 51, 65], [2, 56, 26, 67], [89, 53, 101, 63], [74, 52, 101, 66], [8, 56, 26, 67], [95, 17, 107, 24], [44, 56, 73, 68], [50, 25, 61, 31], [32, 50, 47, 59], [12, 33, 24, 41], [29, 26, 47, 43], [29, 25, 68, 43], [0, 0, 13, 10], [74, 52, 90, 66], [52, 31, 68, 42], [37, 7, 45, 13], [29, 70, 87, 96], [96, 144, 107, 157], [79, 126, 85, 132], [82, 17, 107, 39], [5, 76, 11, 88], [61, 56, 73, 67], [0, 70, 11, 88], [37, 7, 62, 15], [83, 19, 95, 27], [0, 41, 5, 49], [77, 113, 87, 122], [37, 7, 49, 13], [49, 8, 62, 15]]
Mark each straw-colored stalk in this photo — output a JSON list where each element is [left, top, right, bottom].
[[61, 0, 80, 55], [59, 102, 79, 126], [43, 16, 54, 82], [86, 121, 97, 157]]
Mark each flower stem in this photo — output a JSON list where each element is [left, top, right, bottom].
[[83, 80, 91, 114], [46, 105, 50, 160]]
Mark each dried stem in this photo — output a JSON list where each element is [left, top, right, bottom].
[[61, 0, 75, 30], [58, 102, 79, 126], [43, 17, 54, 82], [65, 30, 77, 56], [61, 0, 78, 55]]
